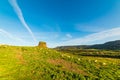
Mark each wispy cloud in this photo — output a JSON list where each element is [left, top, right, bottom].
[[60, 33, 73, 41], [0, 29, 24, 42], [75, 24, 106, 32], [8, 0, 36, 43], [66, 34, 72, 39], [60, 27, 120, 46]]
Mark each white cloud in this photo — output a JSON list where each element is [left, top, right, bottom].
[[0, 29, 24, 42], [60, 27, 120, 46], [8, 0, 36, 43]]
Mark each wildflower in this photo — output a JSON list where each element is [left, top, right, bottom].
[[78, 58, 80, 61], [61, 54, 64, 57], [103, 62, 106, 65], [67, 55, 70, 58], [94, 60, 97, 63]]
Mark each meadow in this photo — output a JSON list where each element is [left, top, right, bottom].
[[0, 45, 120, 80]]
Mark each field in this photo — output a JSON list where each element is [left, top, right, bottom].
[[0, 45, 120, 80]]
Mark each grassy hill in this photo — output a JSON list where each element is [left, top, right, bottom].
[[0, 45, 120, 80]]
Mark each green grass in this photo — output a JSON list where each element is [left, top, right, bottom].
[[57, 49, 120, 58], [0, 45, 120, 80]]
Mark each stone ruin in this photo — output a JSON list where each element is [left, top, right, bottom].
[[38, 41, 47, 48]]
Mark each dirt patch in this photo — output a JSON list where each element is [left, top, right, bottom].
[[16, 52, 26, 64], [48, 59, 88, 76]]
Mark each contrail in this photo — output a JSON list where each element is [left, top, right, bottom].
[[0, 29, 24, 42], [8, 0, 36, 43]]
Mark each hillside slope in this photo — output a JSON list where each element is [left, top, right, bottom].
[[0, 46, 120, 80], [89, 40, 120, 50], [56, 40, 120, 50]]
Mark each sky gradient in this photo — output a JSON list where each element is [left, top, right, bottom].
[[0, 0, 120, 47]]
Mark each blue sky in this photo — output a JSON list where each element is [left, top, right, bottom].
[[0, 0, 120, 47]]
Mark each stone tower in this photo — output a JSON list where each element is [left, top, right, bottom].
[[38, 41, 47, 48]]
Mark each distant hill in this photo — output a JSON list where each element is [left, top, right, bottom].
[[56, 40, 120, 50]]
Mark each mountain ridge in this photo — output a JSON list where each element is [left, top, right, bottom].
[[56, 40, 120, 50]]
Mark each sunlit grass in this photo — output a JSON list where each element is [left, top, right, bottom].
[[0, 45, 120, 80]]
